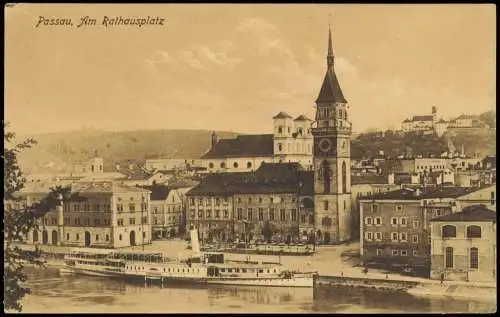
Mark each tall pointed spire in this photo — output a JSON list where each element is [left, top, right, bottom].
[[327, 23, 334, 68]]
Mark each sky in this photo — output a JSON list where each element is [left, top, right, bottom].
[[4, 4, 496, 135]]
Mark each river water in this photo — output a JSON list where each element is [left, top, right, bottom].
[[18, 266, 495, 313]]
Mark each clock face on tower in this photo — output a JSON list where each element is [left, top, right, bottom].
[[319, 138, 332, 153]]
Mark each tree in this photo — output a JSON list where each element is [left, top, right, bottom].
[[3, 123, 65, 312]]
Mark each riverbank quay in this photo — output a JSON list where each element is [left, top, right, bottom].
[[314, 274, 496, 303]]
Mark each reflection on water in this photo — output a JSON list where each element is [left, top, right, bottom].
[[20, 266, 495, 313]]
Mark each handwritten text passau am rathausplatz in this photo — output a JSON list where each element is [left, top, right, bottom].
[[35, 16, 166, 28]]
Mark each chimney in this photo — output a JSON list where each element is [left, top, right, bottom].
[[211, 131, 218, 149]]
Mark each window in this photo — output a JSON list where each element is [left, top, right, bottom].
[[341, 161, 347, 194], [300, 214, 306, 223], [215, 210, 220, 218], [391, 232, 398, 242], [391, 217, 398, 226], [371, 204, 378, 213], [413, 250, 419, 257], [247, 208, 252, 220], [224, 210, 229, 218], [74, 204, 80, 212], [412, 235, 419, 243], [269, 208, 275, 221], [376, 249, 383, 256], [491, 191, 495, 205], [94, 219, 101, 226], [208, 162, 214, 169], [365, 232, 373, 241], [247, 162, 252, 169], [95, 204, 100, 212], [365, 217, 373, 225], [119, 234, 122, 241], [308, 214, 314, 225], [278, 127, 283, 133], [76, 233, 79, 241], [445, 247, 454, 268], [375, 217, 382, 226], [259, 197, 263, 203], [129, 204, 136, 212], [117, 204, 123, 212], [392, 250, 399, 256], [324, 201, 329, 210], [237, 208, 243, 220], [96, 234, 99, 241], [466, 225, 482, 239], [66, 233, 70, 240], [375, 232, 382, 241], [280, 209, 286, 221], [413, 221, 420, 229], [206, 210, 211, 218], [401, 250, 408, 256], [400, 217, 408, 227], [291, 209, 297, 222], [233, 162, 239, 168], [198, 211, 203, 218], [396, 205, 403, 212], [442, 225, 457, 238], [129, 218, 136, 225], [258, 208, 264, 221], [278, 143, 283, 152], [470, 247, 478, 269], [399, 232, 407, 241]]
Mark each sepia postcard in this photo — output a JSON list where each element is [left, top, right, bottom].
[[3, 3, 496, 314]]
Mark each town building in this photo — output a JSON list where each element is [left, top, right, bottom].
[[142, 185, 183, 239], [70, 157, 104, 174], [199, 113, 314, 173], [186, 162, 314, 244], [16, 181, 152, 248], [401, 107, 437, 133], [118, 170, 170, 187], [430, 205, 496, 282], [359, 185, 496, 269], [144, 158, 202, 172]]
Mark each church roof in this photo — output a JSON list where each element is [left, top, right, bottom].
[[273, 112, 293, 119], [201, 134, 274, 159], [294, 115, 311, 121]]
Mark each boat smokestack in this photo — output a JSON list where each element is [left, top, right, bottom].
[[190, 225, 201, 257]]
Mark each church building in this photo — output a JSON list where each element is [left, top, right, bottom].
[[186, 27, 354, 244]]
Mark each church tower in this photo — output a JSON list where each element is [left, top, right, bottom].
[[311, 26, 352, 244]]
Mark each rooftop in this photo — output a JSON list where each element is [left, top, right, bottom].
[[140, 185, 172, 201], [431, 205, 496, 222], [187, 163, 314, 196], [363, 186, 489, 201], [272, 111, 293, 119], [201, 134, 274, 159], [293, 115, 311, 121]]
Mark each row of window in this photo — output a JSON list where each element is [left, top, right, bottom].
[[190, 210, 230, 219], [41, 218, 112, 226], [116, 217, 148, 226], [277, 142, 312, 154], [445, 247, 479, 269], [153, 216, 177, 225], [370, 204, 404, 213], [365, 231, 419, 243], [375, 249, 419, 257], [365, 216, 420, 228], [65, 204, 111, 212], [152, 205, 182, 214], [441, 225, 482, 239], [190, 196, 300, 205], [236, 208, 297, 221]]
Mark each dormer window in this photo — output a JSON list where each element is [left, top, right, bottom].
[[278, 126, 283, 133]]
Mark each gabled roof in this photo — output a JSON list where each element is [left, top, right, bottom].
[[294, 115, 311, 121], [201, 134, 274, 159], [273, 112, 293, 119], [351, 174, 388, 185], [411, 115, 434, 122], [187, 163, 314, 196], [316, 69, 347, 104], [437, 119, 448, 123], [430, 204, 496, 222], [403, 119, 411, 123]]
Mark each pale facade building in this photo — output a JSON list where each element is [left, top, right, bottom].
[[430, 205, 496, 282]]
